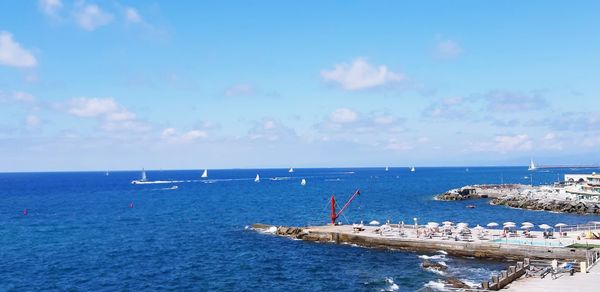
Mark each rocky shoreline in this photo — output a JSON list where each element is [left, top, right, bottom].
[[436, 184, 600, 215]]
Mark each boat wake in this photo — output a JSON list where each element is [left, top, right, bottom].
[[269, 177, 291, 181], [132, 180, 185, 185]]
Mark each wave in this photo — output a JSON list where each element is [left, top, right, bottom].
[[383, 277, 399, 291], [418, 254, 445, 260], [423, 280, 447, 291], [425, 267, 446, 276]]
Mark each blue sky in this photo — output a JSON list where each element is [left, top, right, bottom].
[[1, 1, 599, 171]]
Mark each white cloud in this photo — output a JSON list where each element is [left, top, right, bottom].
[[66, 97, 148, 132], [38, 0, 62, 17], [423, 96, 469, 119], [161, 127, 208, 144], [434, 39, 462, 59], [25, 114, 41, 128], [0, 31, 37, 68], [67, 97, 121, 117], [472, 134, 533, 153], [0, 91, 37, 104], [74, 3, 113, 31], [247, 118, 296, 142], [384, 139, 413, 151], [329, 108, 358, 124], [224, 84, 255, 97], [541, 132, 563, 150], [320, 58, 405, 90], [485, 90, 548, 112], [125, 7, 142, 24]]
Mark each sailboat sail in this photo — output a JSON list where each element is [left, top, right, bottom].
[[141, 169, 147, 181], [385, 166, 389, 171], [288, 168, 294, 173], [201, 169, 208, 178], [528, 160, 536, 171], [410, 166, 415, 172], [255, 174, 260, 182], [300, 179, 306, 186]]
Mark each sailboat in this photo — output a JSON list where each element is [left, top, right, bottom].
[[385, 166, 389, 172], [410, 166, 415, 172], [201, 169, 208, 178], [528, 159, 537, 171], [254, 174, 260, 183], [300, 178, 306, 186], [288, 167, 294, 173], [131, 169, 148, 184]]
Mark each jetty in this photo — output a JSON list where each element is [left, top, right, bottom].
[[436, 183, 600, 215], [253, 223, 595, 262]]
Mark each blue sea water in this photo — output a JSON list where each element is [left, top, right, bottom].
[[1, 167, 600, 291]]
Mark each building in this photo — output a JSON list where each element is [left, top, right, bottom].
[[564, 173, 600, 201]]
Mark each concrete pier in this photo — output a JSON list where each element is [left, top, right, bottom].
[[255, 223, 592, 262]]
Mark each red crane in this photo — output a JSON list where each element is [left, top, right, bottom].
[[330, 189, 361, 225]]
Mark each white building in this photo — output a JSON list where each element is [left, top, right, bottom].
[[564, 173, 600, 201]]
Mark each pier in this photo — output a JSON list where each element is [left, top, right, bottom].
[[254, 223, 594, 262]]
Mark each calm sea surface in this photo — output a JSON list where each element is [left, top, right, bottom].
[[1, 167, 599, 291]]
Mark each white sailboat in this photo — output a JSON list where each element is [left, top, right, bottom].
[[131, 169, 148, 184], [288, 167, 294, 173], [385, 166, 389, 171], [410, 166, 415, 172], [201, 169, 208, 178], [254, 174, 260, 182], [300, 178, 306, 186], [528, 159, 537, 171]]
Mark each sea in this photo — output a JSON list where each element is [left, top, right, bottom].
[[1, 167, 600, 291]]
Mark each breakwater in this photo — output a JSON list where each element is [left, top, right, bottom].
[[253, 223, 588, 262], [436, 184, 600, 215]]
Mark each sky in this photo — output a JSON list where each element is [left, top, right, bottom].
[[1, 1, 599, 172]]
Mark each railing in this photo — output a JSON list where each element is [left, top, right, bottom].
[[586, 248, 600, 272], [559, 223, 600, 232]]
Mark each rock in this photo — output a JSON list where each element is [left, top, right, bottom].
[[251, 223, 271, 230], [421, 260, 447, 271], [445, 277, 471, 289]]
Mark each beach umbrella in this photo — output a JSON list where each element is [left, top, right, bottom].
[[503, 221, 516, 226], [457, 222, 469, 228], [539, 224, 552, 230], [555, 223, 567, 233], [474, 225, 484, 231], [369, 220, 380, 226], [487, 222, 499, 228], [520, 225, 531, 229], [442, 221, 453, 226], [427, 222, 439, 228], [522, 222, 534, 227]]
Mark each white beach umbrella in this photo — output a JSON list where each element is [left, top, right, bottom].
[[539, 224, 552, 230], [457, 222, 469, 228], [503, 221, 516, 226], [522, 222, 534, 227], [474, 225, 485, 230], [369, 220, 380, 226], [442, 221, 453, 226], [555, 223, 567, 234], [487, 222, 499, 228], [520, 225, 531, 230], [427, 222, 439, 228]]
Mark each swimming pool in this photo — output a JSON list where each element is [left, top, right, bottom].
[[491, 238, 567, 247]]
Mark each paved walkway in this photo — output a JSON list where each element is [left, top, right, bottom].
[[506, 262, 600, 291]]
